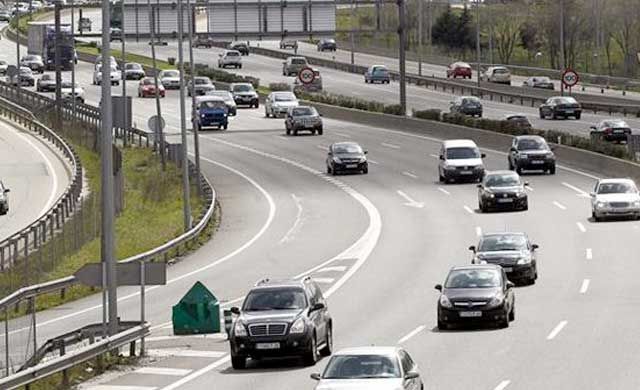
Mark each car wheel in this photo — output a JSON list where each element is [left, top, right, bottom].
[[303, 334, 318, 366], [362, 165, 368, 174], [317, 127, 323, 135], [508, 159, 514, 170], [549, 165, 556, 175], [223, 124, 228, 130], [522, 201, 528, 211], [516, 166, 522, 175], [437, 318, 449, 331], [439, 173, 445, 183], [265, 110, 270, 118], [320, 325, 332, 356], [539, 110, 544, 119], [480, 200, 487, 213], [293, 130, 298, 136], [327, 165, 331, 174], [499, 314, 510, 328], [509, 305, 515, 321], [231, 354, 246, 369], [575, 113, 581, 120]]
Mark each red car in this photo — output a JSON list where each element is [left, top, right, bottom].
[[138, 77, 165, 98], [446, 62, 472, 79]]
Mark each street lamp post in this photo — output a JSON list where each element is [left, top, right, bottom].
[[475, 0, 480, 89], [398, 0, 407, 114], [177, 0, 193, 231]]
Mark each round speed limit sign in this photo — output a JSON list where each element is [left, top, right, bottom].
[[298, 67, 316, 85], [562, 69, 579, 87]]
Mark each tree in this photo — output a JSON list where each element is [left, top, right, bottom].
[[431, 5, 474, 55], [519, 22, 542, 61], [494, 18, 520, 64]]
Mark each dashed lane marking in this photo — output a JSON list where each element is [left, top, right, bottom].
[[87, 387, 158, 390], [158, 356, 231, 390], [381, 142, 400, 149], [494, 380, 511, 390], [134, 367, 193, 377], [438, 187, 450, 195], [553, 201, 567, 210], [586, 248, 593, 260], [402, 171, 418, 179], [577, 222, 586, 232], [476, 226, 482, 236], [562, 182, 590, 197], [398, 325, 426, 344], [464, 205, 474, 214], [580, 279, 590, 294], [334, 132, 351, 138], [145, 349, 226, 358], [546, 320, 568, 340]]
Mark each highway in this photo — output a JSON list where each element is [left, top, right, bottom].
[[2, 13, 640, 390]]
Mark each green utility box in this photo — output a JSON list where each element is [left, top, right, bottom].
[[172, 281, 221, 335]]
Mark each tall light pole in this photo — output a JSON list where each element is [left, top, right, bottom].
[[100, 0, 117, 336], [71, 0, 76, 127], [398, 0, 407, 114], [475, 0, 480, 88], [418, 0, 423, 76], [559, 0, 565, 69], [148, 2, 165, 170], [14, 3, 21, 104], [186, 0, 202, 195], [121, 0, 128, 147], [177, 0, 193, 231]]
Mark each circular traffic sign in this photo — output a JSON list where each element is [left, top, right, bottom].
[[562, 69, 579, 87], [6, 65, 17, 78], [148, 115, 166, 134], [298, 67, 315, 85]]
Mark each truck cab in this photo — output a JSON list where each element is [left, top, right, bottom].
[[195, 96, 229, 130]]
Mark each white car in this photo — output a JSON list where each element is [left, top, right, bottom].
[[93, 64, 121, 85], [217, 50, 242, 69], [94, 56, 118, 70], [0, 60, 8, 76], [265, 91, 299, 117], [482, 66, 511, 85], [591, 178, 640, 221], [158, 69, 181, 89], [61, 82, 85, 103], [438, 139, 486, 183], [310, 346, 423, 390]]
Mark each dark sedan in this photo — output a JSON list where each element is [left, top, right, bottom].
[[326, 142, 368, 175], [285, 106, 323, 135], [504, 114, 532, 130], [539, 96, 582, 120], [11, 67, 35, 87], [590, 119, 632, 143], [229, 41, 249, 55], [508, 135, 556, 174], [470, 233, 539, 285], [188, 76, 215, 96], [450, 96, 482, 117], [193, 35, 215, 48], [20, 55, 44, 73], [478, 171, 529, 212], [317, 38, 337, 52], [436, 265, 515, 329]]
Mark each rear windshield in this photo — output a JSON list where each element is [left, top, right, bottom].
[[493, 68, 509, 74], [291, 58, 307, 65], [274, 93, 296, 102], [226, 51, 240, 56], [195, 78, 211, 85], [162, 70, 179, 78], [517, 138, 548, 151]]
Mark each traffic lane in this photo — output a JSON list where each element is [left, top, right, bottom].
[[0, 120, 71, 241]]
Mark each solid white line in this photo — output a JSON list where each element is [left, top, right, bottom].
[[562, 182, 590, 197], [553, 201, 567, 210], [368, 159, 379, 165], [135, 367, 193, 376], [146, 349, 226, 359], [381, 142, 400, 149], [312, 277, 335, 284], [494, 380, 511, 390], [398, 325, 426, 344], [317, 266, 348, 273], [158, 356, 230, 390], [576, 222, 586, 232], [278, 193, 304, 244], [402, 171, 418, 179], [438, 187, 450, 195], [463, 205, 474, 214], [476, 226, 482, 236], [580, 279, 590, 294], [334, 132, 351, 138], [88, 387, 157, 390], [546, 320, 568, 340]]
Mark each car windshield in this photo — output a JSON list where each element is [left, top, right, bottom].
[[373, 68, 388, 75], [242, 288, 306, 311], [555, 97, 577, 104], [60, 81, 74, 88], [126, 63, 141, 70], [274, 93, 296, 102], [485, 174, 520, 187], [233, 84, 253, 92], [291, 58, 306, 65], [226, 51, 239, 56], [597, 182, 637, 194], [517, 138, 548, 151], [195, 78, 211, 85], [602, 120, 629, 128], [322, 355, 401, 379], [537, 77, 551, 83], [24, 55, 38, 61], [199, 100, 226, 109], [479, 235, 527, 252], [162, 71, 179, 78], [446, 147, 480, 159], [445, 269, 502, 288], [333, 144, 363, 154], [455, 62, 470, 68], [141, 78, 154, 85], [292, 107, 316, 116], [462, 97, 480, 105]]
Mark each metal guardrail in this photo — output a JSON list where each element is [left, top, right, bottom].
[[0, 324, 150, 390], [0, 92, 83, 273]]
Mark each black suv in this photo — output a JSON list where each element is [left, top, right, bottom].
[[508, 135, 556, 174], [229, 277, 333, 369]]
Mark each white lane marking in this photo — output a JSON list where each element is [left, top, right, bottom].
[[11, 156, 277, 335], [278, 193, 304, 244], [334, 132, 351, 138], [437, 187, 450, 195], [317, 266, 348, 273], [88, 387, 157, 390], [135, 367, 193, 376], [312, 277, 335, 284], [7, 122, 59, 218], [577, 222, 586, 232], [381, 142, 400, 149], [526, 186, 534, 192], [146, 349, 226, 358], [158, 356, 230, 390], [398, 325, 426, 344], [476, 226, 482, 236], [429, 153, 439, 158], [145, 334, 227, 342], [586, 248, 593, 260], [368, 159, 379, 165], [397, 190, 425, 208], [546, 320, 568, 340], [562, 182, 590, 197], [553, 201, 567, 210], [402, 171, 418, 179], [494, 380, 511, 390], [580, 279, 590, 294], [316, 144, 328, 150], [463, 205, 474, 214]]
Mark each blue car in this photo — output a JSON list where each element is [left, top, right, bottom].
[[196, 96, 229, 130], [364, 65, 390, 84]]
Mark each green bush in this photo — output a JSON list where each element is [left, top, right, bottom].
[[194, 68, 259, 88], [269, 82, 291, 91], [383, 104, 405, 115], [297, 91, 403, 116], [413, 109, 441, 121]]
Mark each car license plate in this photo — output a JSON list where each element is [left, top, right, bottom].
[[345, 164, 358, 168], [497, 198, 513, 203], [255, 342, 280, 350], [565, 110, 574, 114], [614, 129, 624, 133], [459, 311, 482, 318], [503, 267, 513, 272], [532, 160, 544, 164], [460, 170, 473, 175]]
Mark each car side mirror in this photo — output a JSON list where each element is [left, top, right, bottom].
[[310, 373, 321, 381], [310, 302, 325, 312], [3, 189, 9, 193], [405, 372, 420, 380], [364, 150, 368, 154], [468, 245, 476, 252], [230, 306, 241, 315], [532, 244, 539, 250], [509, 147, 516, 152], [589, 126, 596, 130], [327, 151, 333, 156], [439, 155, 444, 160], [550, 146, 556, 151], [524, 181, 530, 186], [481, 153, 486, 158], [506, 281, 515, 289], [434, 284, 442, 292], [477, 184, 482, 188]]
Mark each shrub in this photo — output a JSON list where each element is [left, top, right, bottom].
[[383, 104, 405, 116], [269, 82, 291, 91], [413, 109, 441, 121]]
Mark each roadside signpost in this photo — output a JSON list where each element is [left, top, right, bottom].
[[561, 68, 579, 95], [298, 67, 315, 85]]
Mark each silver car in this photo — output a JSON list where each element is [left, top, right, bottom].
[[0, 181, 9, 215], [265, 91, 299, 117], [158, 69, 181, 89], [591, 178, 640, 221], [285, 106, 323, 135], [204, 90, 236, 115], [217, 50, 242, 69], [310, 346, 423, 390]]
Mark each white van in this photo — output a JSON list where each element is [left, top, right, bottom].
[[438, 139, 486, 183], [482, 66, 511, 85]]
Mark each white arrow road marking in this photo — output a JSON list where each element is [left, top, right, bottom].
[[580, 279, 590, 294], [317, 266, 348, 273], [397, 190, 425, 208], [586, 248, 593, 260], [398, 325, 426, 344], [547, 320, 568, 340]]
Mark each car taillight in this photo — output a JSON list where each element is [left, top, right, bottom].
[[604, 128, 612, 134]]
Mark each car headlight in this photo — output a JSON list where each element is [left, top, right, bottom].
[[596, 201, 607, 208], [516, 190, 527, 198], [443, 164, 455, 171], [546, 152, 555, 158], [201, 114, 206, 118], [332, 157, 342, 163], [516, 257, 532, 265], [488, 295, 504, 307], [359, 157, 367, 163], [290, 318, 305, 334], [519, 154, 528, 159], [633, 201, 640, 207], [223, 113, 227, 117], [439, 295, 453, 308], [233, 320, 247, 337]]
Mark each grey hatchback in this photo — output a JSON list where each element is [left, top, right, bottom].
[[285, 106, 323, 136]]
